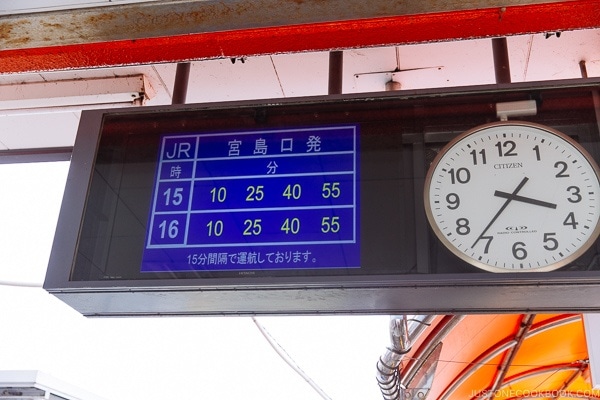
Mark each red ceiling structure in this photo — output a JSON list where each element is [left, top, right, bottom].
[[0, 0, 599, 73]]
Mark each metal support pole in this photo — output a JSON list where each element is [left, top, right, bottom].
[[492, 38, 511, 84], [172, 62, 191, 105], [581, 60, 600, 145], [328, 51, 344, 95], [580, 60, 590, 78]]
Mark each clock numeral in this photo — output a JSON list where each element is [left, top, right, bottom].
[[456, 218, 471, 235], [563, 212, 579, 229], [446, 193, 460, 210], [532, 145, 541, 161], [495, 140, 517, 157], [480, 235, 493, 254], [469, 149, 487, 165], [512, 242, 527, 260], [448, 167, 471, 184], [554, 161, 569, 178], [543, 232, 559, 251], [567, 186, 582, 203]]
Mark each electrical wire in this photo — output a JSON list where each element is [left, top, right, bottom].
[[251, 317, 333, 400]]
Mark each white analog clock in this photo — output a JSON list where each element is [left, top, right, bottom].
[[424, 121, 600, 273]]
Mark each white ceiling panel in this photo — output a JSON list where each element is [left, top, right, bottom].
[[0, 112, 79, 149], [270, 52, 330, 98], [509, 29, 600, 81], [346, 46, 399, 93], [347, 39, 497, 93], [398, 38, 497, 89], [186, 57, 298, 103]]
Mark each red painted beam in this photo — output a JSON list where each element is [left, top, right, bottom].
[[0, 0, 599, 74]]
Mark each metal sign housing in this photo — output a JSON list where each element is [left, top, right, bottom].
[[44, 78, 600, 316]]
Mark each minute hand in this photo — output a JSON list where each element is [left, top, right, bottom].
[[493, 190, 557, 209], [472, 177, 529, 248]]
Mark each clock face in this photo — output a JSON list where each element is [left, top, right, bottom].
[[424, 121, 600, 273]]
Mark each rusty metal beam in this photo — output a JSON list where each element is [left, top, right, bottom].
[[0, 0, 582, 50], [0, 0, 599, 73]]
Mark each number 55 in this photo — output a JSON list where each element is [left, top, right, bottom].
[[322, 182, 340, 198], [321, 216, 340, 233]]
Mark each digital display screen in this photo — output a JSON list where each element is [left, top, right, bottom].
[[141, 125, 359, 272]]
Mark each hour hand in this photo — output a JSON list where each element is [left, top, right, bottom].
[[493, 190, 557, 209]]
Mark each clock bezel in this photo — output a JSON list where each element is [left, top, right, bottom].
[[423, 120, 600, 273]]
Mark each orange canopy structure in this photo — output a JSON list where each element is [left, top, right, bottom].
[[400, 314, 600, 399]]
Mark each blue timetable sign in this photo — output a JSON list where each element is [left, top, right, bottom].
[[141, 125, 360, 272]]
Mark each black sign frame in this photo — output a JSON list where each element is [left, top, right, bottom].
[[44, 78, 600, 316]]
